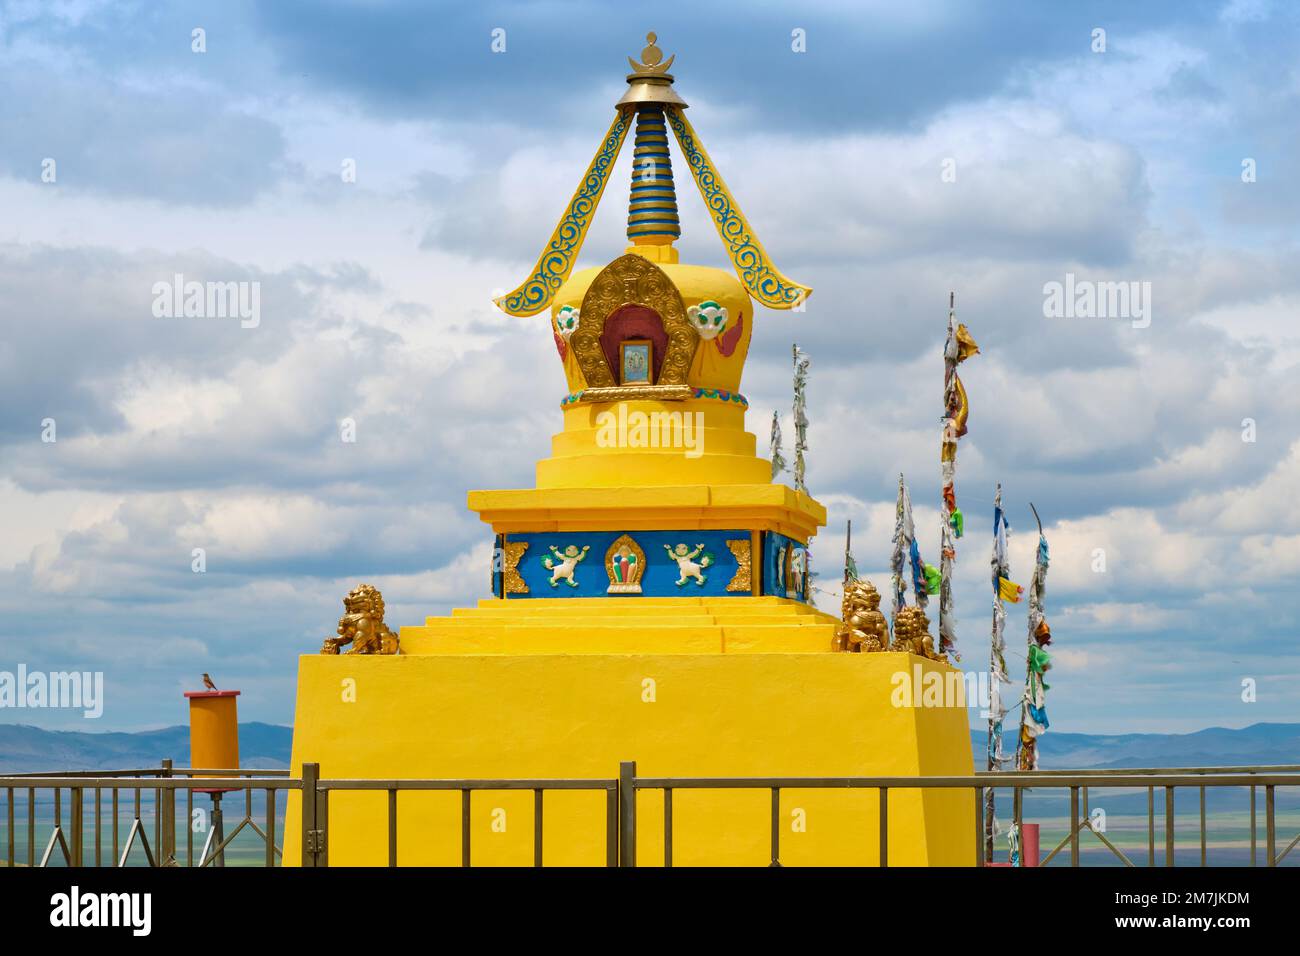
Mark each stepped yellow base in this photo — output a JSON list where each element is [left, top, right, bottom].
[[399, 596, 841, 654], [284, 617, 976, 866]]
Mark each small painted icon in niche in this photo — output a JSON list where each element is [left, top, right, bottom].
[[620, 340, 653, 384], [665, 542, 713, 587], [606, 534, 646, 594], [788, 546, 807, 600], [774, 544, 787, 592], [543, 543, 589, 588]]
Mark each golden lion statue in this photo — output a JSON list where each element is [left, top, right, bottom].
[[834, 577, 890, 652], [320, 584, 400, 655], [891, 605, 947, 663]]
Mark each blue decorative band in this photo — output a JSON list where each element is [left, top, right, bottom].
[[691, 388, 748, 407]]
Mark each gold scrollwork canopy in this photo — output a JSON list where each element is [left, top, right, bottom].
[[574, 254, 698, 402]]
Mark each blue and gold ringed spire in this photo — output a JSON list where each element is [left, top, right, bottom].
[[493, 32, 812, 316], [627, 106, 680, 245]]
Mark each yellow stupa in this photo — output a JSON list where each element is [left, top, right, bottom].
[[285, 34, 974, 866]]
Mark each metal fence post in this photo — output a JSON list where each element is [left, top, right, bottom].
[[1164, 786, 1175, 868], [160, 759, 176, 866], [71, 786, 83, 867], [605, 784, 618, 868], [1250, 784, 1257, 866], [314, 767, 329, 868], [619, 761, 636, 868], [1147, 786, 1155, 866], [1266, 785, 1275, 867], [300, 762, 319, 868], [1070, 786, 1079, 867], [769, 787, 781, 867], [879, 787, 888, 869]]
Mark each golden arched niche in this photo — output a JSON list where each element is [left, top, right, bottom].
[[573, 254, 698, 401]]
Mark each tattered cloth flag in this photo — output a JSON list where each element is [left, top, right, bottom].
[[904, 480, 929, 610], [998, 577, 1024, 603], [909, 537, 930, 604], [890, 474, 910, 627], [792, 345, 810, 492], [769, 411, 787, 481], [1017, 525, 1053, 771], [984, 484, 1015, 859], [922, 563, 942, 595], [844, 521, 859, 584], [938, 298, 979, 662], [987, 486, 1015, 768]]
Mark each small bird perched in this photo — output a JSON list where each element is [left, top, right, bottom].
[[202, 673, 218, 691]]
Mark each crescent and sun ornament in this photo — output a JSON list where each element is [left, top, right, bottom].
[[492, 33, 811, 318]]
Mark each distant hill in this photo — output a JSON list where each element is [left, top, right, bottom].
[[971, 722, 1300, 769], [0, 722, 291, 773], [0, 721, 1296, 774]]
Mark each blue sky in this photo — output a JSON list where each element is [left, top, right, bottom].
[[1, 0, 1298, 734]]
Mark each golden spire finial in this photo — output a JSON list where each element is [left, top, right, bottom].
[[620, 31, 686, 108], [628, 31, 675, 78], [641, 32, 662, 65]]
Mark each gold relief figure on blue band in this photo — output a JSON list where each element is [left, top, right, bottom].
[[495, 111, 633, 317]]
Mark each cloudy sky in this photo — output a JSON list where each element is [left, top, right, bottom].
[[1, 0, 1297, 735]]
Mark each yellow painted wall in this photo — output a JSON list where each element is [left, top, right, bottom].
[[284, 652, 975, 866]]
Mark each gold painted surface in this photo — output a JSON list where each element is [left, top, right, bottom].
[[725, 539, 752, 592], [503, 542, 530, 595], [577, 384, 693, 404], [321, 584, 400, 655], [573, 253, 698, 390]]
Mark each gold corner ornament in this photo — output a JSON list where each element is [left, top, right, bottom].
[[892, 605, 948, 663], [834, 576, 889, 652], [502, 541, 530, 595], [725, 539, 752, 592], [494, 111, 633, 317], [321, 584, 400, 655], [664, 107, 812, 310]]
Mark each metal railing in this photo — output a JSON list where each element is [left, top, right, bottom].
[[300, 763, 619, 867], [987, 765, 1300, 867], [2, 761, 1296, 867], [1, 760, 295, 867], [628, 764, 1300, 867]]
